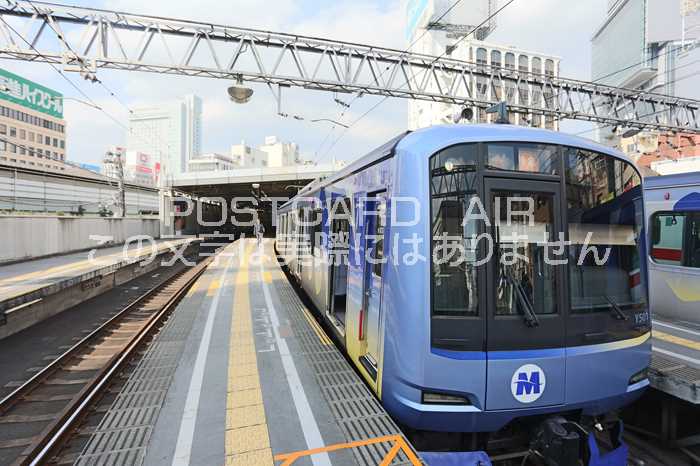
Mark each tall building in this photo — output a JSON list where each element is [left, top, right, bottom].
[[127, 94, 202, 176], [591, 0, 700, 172], [0, 68, 68, 172], [258, 136, 300, 167], [101, 146, 155, 187], [405, 0, 561, 130]]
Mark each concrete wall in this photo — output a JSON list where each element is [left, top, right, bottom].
[[0, 216, 161, 263]]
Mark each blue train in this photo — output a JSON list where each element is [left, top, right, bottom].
[[275, 124, 650, 441]]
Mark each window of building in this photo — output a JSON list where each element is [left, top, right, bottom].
[[476, 47, 487, 70], [545, 59, 555, 77], [9, 127, 16, 137], [45, 135, 51, 145], [19, 146, 25, 155], [28, 131, 34, 142], [505, 52, 515, 70], [651, 212, 700, 268], [53, 138, 58, 147], [19, 129, 25, 140], [519, 55, 529, 73], [532, 57, 542, 75], [60, 140, 64, 149], [9, 143, 16, 153], [0, 141, 6, 151], [0, 124, 5, 135], [490, 50, 502, 68], [37, 149, 43, 156]]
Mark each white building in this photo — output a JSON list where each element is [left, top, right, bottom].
[[187, 152, 237, 172], [258, 136, 300, 167], [127, 94, 202, 177], [230, 141, 269, 167], [406, 0, 560, 130]]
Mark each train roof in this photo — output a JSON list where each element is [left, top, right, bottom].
[[643, 171, 700, 190], [286, 124, 633, 205]]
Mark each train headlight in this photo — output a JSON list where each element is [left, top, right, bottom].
[[628, 368, 648, 385], [422, 391, 471, 405]]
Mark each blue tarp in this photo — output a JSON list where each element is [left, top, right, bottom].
[[419, 451, 492, 466]]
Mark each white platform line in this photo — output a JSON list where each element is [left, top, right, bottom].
[[171, 253, 234, 466], [259, 246, 331, 466], [653, 320, 700, 338], [653, 346, 700, 366]]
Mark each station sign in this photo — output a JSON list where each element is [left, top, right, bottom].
[[0, 68, 63, 118]]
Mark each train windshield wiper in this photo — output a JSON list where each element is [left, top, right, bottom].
[[506, 276, 540, 327], [604, 295, 628, 320]]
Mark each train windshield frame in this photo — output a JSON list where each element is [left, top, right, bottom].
[[429, 142, 648, 351]]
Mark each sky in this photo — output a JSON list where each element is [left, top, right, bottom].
[[1, 0, 608, 166]]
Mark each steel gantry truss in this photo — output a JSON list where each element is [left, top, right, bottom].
[[0, 0, 699, 133]]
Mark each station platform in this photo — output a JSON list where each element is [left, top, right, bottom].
[[0, 237, 199, 338], [74, 239, 418, 466], [651, 317, 700, 404]]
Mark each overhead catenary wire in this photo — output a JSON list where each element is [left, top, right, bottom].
[[312, 0, 466, 163], [316, 0, 517, 164]]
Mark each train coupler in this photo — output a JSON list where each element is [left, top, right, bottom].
[[530, 417, 628, 466]]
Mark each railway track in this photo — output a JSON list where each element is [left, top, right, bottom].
[[0, 254, 214, 466]]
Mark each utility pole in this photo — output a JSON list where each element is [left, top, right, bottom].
[[104, 148, 126, 217]]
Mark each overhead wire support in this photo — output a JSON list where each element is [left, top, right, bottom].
[[0, 0, 697, 134]]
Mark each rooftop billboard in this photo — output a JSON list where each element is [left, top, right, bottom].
[[0, 68, 63, 119]]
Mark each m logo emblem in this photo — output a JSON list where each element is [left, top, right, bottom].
[[511, 364, 546, 403]]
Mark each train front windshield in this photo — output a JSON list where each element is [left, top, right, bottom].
[[430, 143, 648, 351]]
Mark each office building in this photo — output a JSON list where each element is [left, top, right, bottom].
[[405, 0, 560, 130], [591, 0, 700, 171], [0, 68, 68, 172], [127, 94, 202, 176], [258, 136, 300, 167], [188, 153, 237, 172]]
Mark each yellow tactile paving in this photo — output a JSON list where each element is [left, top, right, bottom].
[[225, 448, 273, 466], [226, 404, 267, 429], [654, 330, 700, 351], [225, 424, 271, 453], [227, 389, 263, 410], [225, 242, 272, 466]]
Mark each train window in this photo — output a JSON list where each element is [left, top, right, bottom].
[[430, 144, 479, 317], [651, 212, 700, 268], [493, 191, 558, 315], [486, 143, 558, 174], [565, 149, 646, 313], [371, 202, 386, 277], [312, 209, 323, 253]]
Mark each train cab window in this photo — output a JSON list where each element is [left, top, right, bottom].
[[486, 143, 558, 174], [430, 144, 479, 317], [651, 212, 700, 268], [492, 192, 557, 315], [566, 149, 646, 312]]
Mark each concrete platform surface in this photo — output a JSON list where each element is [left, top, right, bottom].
[[0, 237, 197, 304], [651, 317, 700, 404], [74, 239, 418, 466]]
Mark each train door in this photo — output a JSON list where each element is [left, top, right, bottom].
[[360, 193, 387, 379], [327, 199, 350, 331], [484, 178, 567, 410]]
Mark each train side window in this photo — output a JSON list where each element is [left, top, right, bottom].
[[312, 208, 323, 253], [371, 201, 386, 277], [651, 212, 700, 268]]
